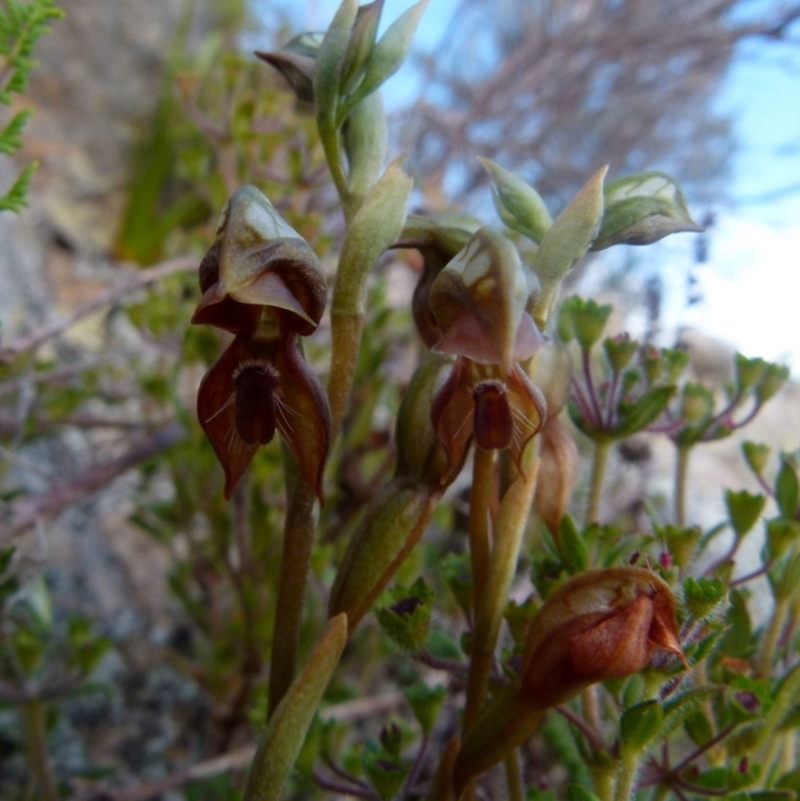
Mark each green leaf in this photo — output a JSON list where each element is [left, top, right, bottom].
[[775, 458, 799, 518], [0, 108, 32, 154], [616, 385, 675, 437], [726, 490, 766, 539], [363, 746, 410, 801], [332, 157, 413, 316], [531, 166, 607, 329], [620, 700, 663, 749], [660, 685, 724, 740], [567, 785, 602, 801], [683, 576, 727, 620], [719, 589, 754, 658], [766, 518, 800, 559], [591, 171, 703, 251], [338, 0, 429, 124], [742, 441, 771, 478], [405, 682, 446, 735], [0, 547, 15, 576], [478, 157, 553, 243], [559, 515, 588, 574], [243, 614, 348, 801], [684, 709, 714, 747], [339, 0, 384, 95], [375, 577, 434, 652]]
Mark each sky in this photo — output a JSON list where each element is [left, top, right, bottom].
[[262, 0, 800, 374]]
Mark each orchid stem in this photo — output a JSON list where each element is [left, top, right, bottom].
[[463, 455, 541, 739], [23, 698, 58, 801], [505, 750, 526, 801], [470, 447, 496, 612], [267, 458, 318, 718]]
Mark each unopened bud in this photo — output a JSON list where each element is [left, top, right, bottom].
[[534, 418, 579, 539]]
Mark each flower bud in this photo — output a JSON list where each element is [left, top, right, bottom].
[[478, 156, 553, 244], [256, 32, 322, 103], [534, 417, 579, 538], [395, 352, 458, 489], [604, 333, 639, 373], [328, 479, 439, 631], [519, 566, 686, 709]]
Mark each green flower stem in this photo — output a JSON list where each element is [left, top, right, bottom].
[[758, 596, 789, 678], [674, 443, 691, 528], [463, 456, 541, 737], [585, 439, 611, 525], [267, 457, 318, 718], [504, 751, 525, 801], [594, 761, 616, 801], [614, 747, 641, 801], [23, 698, 58, 801], [328, 313, 363, 440], [469, 447, 496, 612]]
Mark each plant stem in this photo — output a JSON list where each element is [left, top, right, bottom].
[[463, 456, 541, 737], [22, 698, 58, 801], [267, 463, 318, 718], [586, 439, 611, 525], [674, 444, 691, 528], [328, 313, 364, 441], [758, 596, 788, 677], [470, 447, 496, 612], [505, 750, 526, 801], [614, 748, 641, 801]]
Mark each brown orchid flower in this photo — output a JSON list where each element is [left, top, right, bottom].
[[192, 186, 331, 499], [197, 328, 331, 501], [426, 227, 548, 484]]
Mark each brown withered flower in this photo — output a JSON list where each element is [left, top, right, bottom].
[[453, 566, 686, 794], [519, 566, 687, 708], [426, 227, 547, 483], [192, 186, 331, 499]]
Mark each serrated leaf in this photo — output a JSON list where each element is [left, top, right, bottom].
[[559, 515, 588, 574], [683, 576, 727, 620], [660, 685, 724, 740], [726, 490, 766, 539]]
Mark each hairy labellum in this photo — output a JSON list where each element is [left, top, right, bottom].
[[472, 380, 513, 451], [234, 363, 279, 446]]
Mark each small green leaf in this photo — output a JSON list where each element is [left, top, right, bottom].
[[567, 785, 602, 801], [478, 157, 553, 243], [363, 746, 410, 801], [376, 577, 434, 652], [683, 576, 727, 620], [742, 441, 771, 478], [616, 385, 675, 437], [726, 490, 766, 539], [767, 517, 800, 558], [591, 171, 703, 251], [405, 682, 446, 735], [559, 514, 588, 574], [620, 699, 663, 749], [775, 459, 799, 519], [719, 589, 754, 658], [531, 166, 607, 329], [735, 353, 767, 393], [684, 710, 714, 747]]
